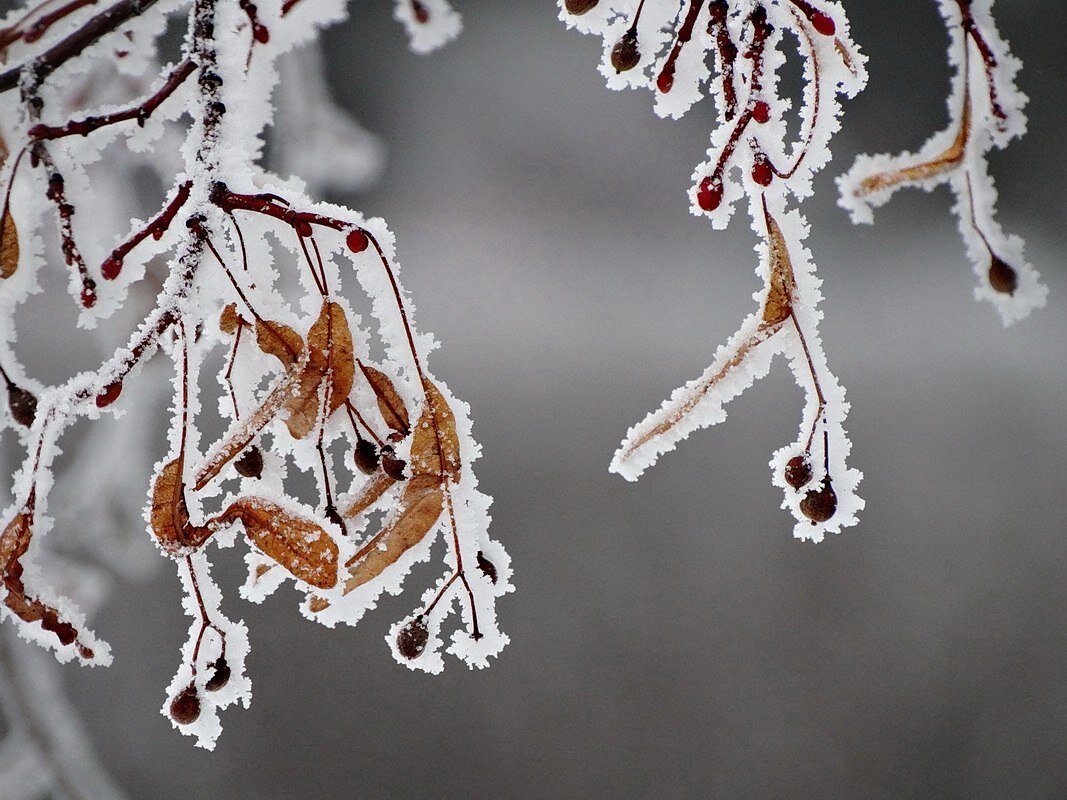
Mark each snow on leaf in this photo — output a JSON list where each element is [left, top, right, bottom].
[[359, 362, 410, 436]]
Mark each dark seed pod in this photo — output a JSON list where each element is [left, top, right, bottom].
[[169, 683, 201, 725], [7, 384, 37, 427], [784, 455, 813, 490], [234, 445, 264, 479], [988, 255, 1018, 295], [411, 0, 430, 23], [800, 478, 838, 524], [476, 551, 498, 585], [396, 616, 429, 660], [205, 657, 230, 692], [381, 447, 406, 481], [565, 0, 598, 15], [610, 31, 640, 73], [353, 439, 380, 475]]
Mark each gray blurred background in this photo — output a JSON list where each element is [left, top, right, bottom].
[[6, 0, 1067, 797]]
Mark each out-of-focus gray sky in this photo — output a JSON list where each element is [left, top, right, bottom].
[[7, 1, 1067, 797]]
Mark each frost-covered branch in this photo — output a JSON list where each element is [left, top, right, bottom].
[[561, 0, 866, 539], [0, 0, 508, 750], [837, 0, 1045, 325]]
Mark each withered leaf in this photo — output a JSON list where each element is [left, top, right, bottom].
[[857, 92, 970, 197], [219, 302, 244, 334], [255, 317, 304, 366], [0, 137, 17, 280], [343, 475, 444, 593], [341, 469, 396, 520], [409, 379, 461, 482], [150, 457, 211, 554], [359, 362, 409, 436], [281, 300, 354, 439], [760, 206, 796, 328], [215, 498, 338, 589], [1, 497, 94, 659]]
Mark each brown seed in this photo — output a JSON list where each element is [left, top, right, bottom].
[[800, 478, 838, 524], [988, 255, 1018, 295], [169, 683, 201, 725], [205, 657, 230, 692], [381, 447, 406, 481], [353, 439, 380, 475], [396, 616, 429, 660], [611, 31, 640, 73], [234, 446, 264, 479], [565, 0, 598, 14], [784, 455, 813, 490], [7, 384, 37, 427], [476, 551, 498, 584]]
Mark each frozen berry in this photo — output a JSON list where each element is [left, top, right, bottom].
[[169, 683, 201, 725], [396, 616, 429, 660]]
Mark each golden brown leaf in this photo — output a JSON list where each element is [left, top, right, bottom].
[[343, 475, 444, 593], [0, 136, 17, 280], [341, 470, 396, 519], [359, 363, 410, 436], [281, 300, 354, 439], [856, 92, 970, 196], [215, 498, 338, 589], [255, 318, 304, 367], [760, 207, 796, 328], [219, 303, 244, 334], [409, 379, 461, 482], [150, 458, 212, 554]]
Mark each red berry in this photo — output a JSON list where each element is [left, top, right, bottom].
[[751, 157, 773, 187], [657, 68, 674, 94], [811, 11, 835, 36], [95, 381, 123, 408], [696, 178, 723, 212], [346, 229, 369, 254], [101, 256, 123, 280], [752, 100, 770, 124]]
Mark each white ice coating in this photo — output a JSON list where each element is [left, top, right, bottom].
[[562, 0, 866, 537], [836, 0, 1044, 325], [0, 0, 500, 750]]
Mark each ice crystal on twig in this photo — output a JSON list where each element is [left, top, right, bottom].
[[837, 0, 1045, 325], [561, 0, 866, 539]]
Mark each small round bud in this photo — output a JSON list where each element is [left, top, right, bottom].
[[169, 683, 201, 725], [101, 256, 123, 280], [205, 657, 231, 692], [565, 0, 598, 15], [81, 284, 97, 309], [800, 478, 838, 523], [611, 31, 640, 73], [381, 447, 407, 481], [7, 384, 38, 427], [696, 177, 723, 212], [784, 455, 813, 490], [988, 256, 1018, 295], [346, 230, 369, 254], [234, 446, 264, 479], [810, 11, 836, 36], [95, 380, 123, 408], [751, 155, 773, 187], [353, 439, 380, 475], [752, 100, 770, 124], [396, 616, 429, 660], [412, 0, 430, 23]]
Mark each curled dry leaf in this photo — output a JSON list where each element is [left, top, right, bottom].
[[150, 458, 212, 554], [255, 317, 304, 366], [760, 204, 797, 329], [0, 137, 18, 280], [342, 469, 396, 519], [281, 300, 355, 439], [856, 93, 970, 197], [214, 498, 339, 589], [219, 302, 245, 334], [359, 362, 410, 435], [341, 379, 461, 593], [1, 496, 94, 658], [344, 475, 444, 593]]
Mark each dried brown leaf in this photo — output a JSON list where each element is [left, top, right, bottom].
[[219, 303, 243, 334], [359, 363, 409, 436], [343, 475, 444, 593], [760, 207, 796, 328], [0, 137, 17, 280], [150, 458, 211, 554], [857, 93, 970, 196], [215, 498, 339, 589], [409, 379, 461, 482], [255, 317, 304, 366], [341, 469, 397, 519], [280, 300, 354, 439]]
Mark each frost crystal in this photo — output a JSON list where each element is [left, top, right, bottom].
[[561, 0, 867, 538], [0, 0, 508, 749], [837, 0, 1045, 325]]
